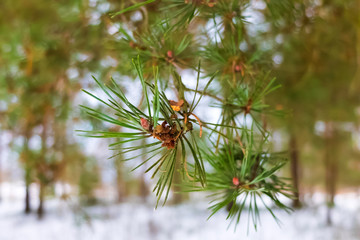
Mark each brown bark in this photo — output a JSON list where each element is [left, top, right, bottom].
[[23, 133, 32, 214], [324, 122, 338, 226], [139, 173, 149, 202], [115, 161, 126, 202], [37, 108, 49, 219], [289, 135, 301, 208], [350, 0, 360, 92], [25, 184, 31, 214], [37, 183, 44, 219]]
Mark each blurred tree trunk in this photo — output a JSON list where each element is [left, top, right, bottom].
[[116, 169, 126, 202], [324, 122, 338, 226], [25, 184, 31, 213], [23, 42, 34, 216], [110, 127, 127, 203], [37, 182, 45, 219], [289, 135, 301, 208], [351, 0, 360, 91], [23, 133, 31, 214], [37, 108, 49, 219], [115, 158, 126, 202], [139, 173, 149, 202]]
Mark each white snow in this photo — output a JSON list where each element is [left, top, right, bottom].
[[0, 183, 359, 240]]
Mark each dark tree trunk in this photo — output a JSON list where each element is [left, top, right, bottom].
[[116, 163, 126, 203], [139, 173, 149, 202], [37, 109, 49, 219], [289, 135, 301, 208], [25, 183, 31, 214], [24, 134, 32, 214], [37, 183, 44, 219], [324, 122, 338, 226]]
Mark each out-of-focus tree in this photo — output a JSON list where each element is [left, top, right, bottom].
[[267, 0, 359, 223], [0, 0, 121, 217]]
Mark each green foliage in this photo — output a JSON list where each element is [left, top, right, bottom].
[[198, 136, 292, 229], [79, 59, 211, 206], [266, 0, 360, 197], [1, 0, 359, 229], [0, 0, 120, 215], [80, 0, 296, 228], [111, 0, 157, 17]]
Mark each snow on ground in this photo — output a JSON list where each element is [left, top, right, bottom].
[[0, 191, 359, 240]]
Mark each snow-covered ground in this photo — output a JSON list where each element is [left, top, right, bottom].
[[0, 184, 359, 240]]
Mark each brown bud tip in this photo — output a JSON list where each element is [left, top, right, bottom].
[[232, 177, 240, 186], [129, 41, 136, 48], [171, 106, 179, 111], [245, 105, 251, 115], [140, 118, 151, 131], [208, 0, 216, 7], [167, 50, 174, 59], [169, 99, 184, 112], [154, 125, 164, 134]]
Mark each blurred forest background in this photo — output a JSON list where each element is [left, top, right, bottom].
[[0, 0, 359, 239]]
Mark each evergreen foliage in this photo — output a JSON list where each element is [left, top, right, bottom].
[[81, 0, 295, 228], [1, 0, 359, 231]]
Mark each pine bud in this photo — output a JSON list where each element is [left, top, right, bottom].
[[140, 118, 151, 131], [208, 0, 216, 7], [186, 122, 193, 131], [154, 125, 164, 134], [232, 177, 240, 186], [167, 50, 174, 59], [169, 99, 184, 112], [234, 64, 244, 76]]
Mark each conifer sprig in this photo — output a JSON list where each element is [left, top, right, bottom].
[[185, 133, 293, 230], [79, 57, 212, 206], [80, 0, 295, 230]]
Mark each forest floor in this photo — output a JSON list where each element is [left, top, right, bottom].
[[0, 183, 359, 240]]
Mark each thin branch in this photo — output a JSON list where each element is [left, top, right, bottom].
[[184, 87, 223, 102]]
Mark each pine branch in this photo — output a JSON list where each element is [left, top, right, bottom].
[[80, 58, 214, 205]]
